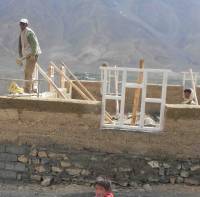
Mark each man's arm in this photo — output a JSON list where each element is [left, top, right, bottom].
[[27, 31, 37, 56], [18, 35, 22, 57]]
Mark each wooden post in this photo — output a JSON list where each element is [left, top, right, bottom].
[[100, 63, 108, 95], [48, 64, 54, 92], [50, 62, 91, 100], [61, 62, 113, 121], [60, 66, 66, 89], [131, 59, 144, 125], [51, 61, 113, 123], [61, 62, 97, 101], [37, 63, 66, 99]]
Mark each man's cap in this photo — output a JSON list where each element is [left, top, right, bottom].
[[19, 18, 29, 24]]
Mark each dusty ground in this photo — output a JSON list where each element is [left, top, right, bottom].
[[0, 183, 199, 197]]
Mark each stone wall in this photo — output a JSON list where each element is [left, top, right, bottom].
[[0, 144, 199, 187]]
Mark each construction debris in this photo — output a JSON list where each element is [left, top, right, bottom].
[[8, 82, 24, 94]]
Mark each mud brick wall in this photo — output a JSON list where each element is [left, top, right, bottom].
[[0, 144, 199, 187], [0, 97, 101, 147], [0, 97, 200, 159]]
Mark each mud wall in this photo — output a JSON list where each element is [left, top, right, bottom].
[[0, 97, 199, 158], [73, 81, 200, 114]]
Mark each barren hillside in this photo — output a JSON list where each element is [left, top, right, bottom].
[[0, 0, 200, 74]]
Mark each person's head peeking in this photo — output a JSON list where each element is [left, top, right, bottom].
[[19, 18, 28, 31], [184, 88, 192, 99], [95, 176, 112, 197]]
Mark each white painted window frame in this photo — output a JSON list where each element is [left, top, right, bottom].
[[100, 67, 169, 133], [182, 71, 199, 89]]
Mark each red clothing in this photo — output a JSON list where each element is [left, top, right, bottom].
[[105, 193, 114, 197]]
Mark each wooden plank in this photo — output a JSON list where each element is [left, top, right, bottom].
[[60, 66, 66, 88], [61, 62, 96, 100], [48, 64, 54, 92], [36, 63, 67, 99], [50, 62, 91, 100], [131, 59, 144, 125], [62, 62, 113, 121]]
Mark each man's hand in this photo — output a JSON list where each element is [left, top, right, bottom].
[[16, 58, 23, 66], [27, 54, 36, 62], [26, 54, 31, 58]]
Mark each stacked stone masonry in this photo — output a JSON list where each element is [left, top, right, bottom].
[[0, 144, 199, 187]]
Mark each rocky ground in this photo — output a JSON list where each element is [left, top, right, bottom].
[[0, 183, 199, 197]]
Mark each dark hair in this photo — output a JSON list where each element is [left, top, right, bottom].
[[95, 176, 112, 192], [184, 89, 192, 94]]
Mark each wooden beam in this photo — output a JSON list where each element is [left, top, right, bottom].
[[52, 61, 113, 123], [61, 62, 113, 121], [131, 59, 144, 125], [61, 62, 96, 101], [50, 62, 91, 100], [36, 63, 67, 99], [48, 64, 54, 92], [60, 65, 66, 89]]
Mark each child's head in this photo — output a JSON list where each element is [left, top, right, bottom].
[[95, 176, 112, 197], [184, 88, 192, 99]]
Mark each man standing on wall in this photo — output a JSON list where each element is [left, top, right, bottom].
[[18, 18, 41, 93]]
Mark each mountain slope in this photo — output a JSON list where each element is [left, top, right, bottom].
[[0, 0, 200, 74]]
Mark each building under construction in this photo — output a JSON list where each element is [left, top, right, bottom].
[[0, 59, 199, 186]]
